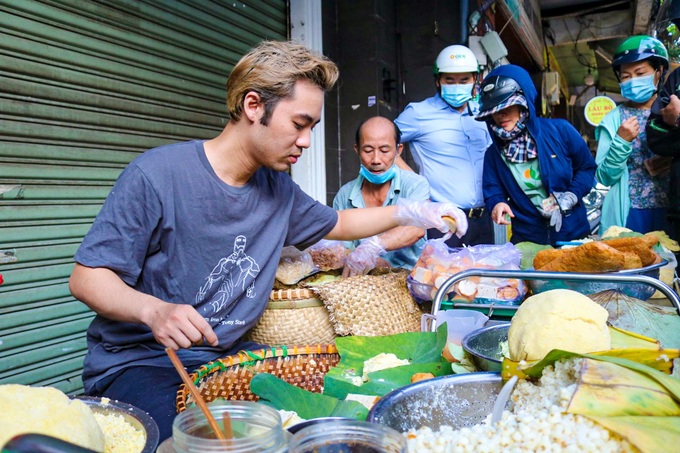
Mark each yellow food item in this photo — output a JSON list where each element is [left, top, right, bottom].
[[441, 215, 457, 234], [410, 372, 435, 383], [601, 225, 633, 239], [508, 289, 611, 361], [278, 410, 306, 429], [93, 411, 145, 453], [0, 384, 105, 451], [362, 353, 410, 381], [345, 393, 380, 410]]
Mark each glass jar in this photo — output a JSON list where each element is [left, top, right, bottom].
[[288, 419, 407, 453], [171, 400, 289, 453]]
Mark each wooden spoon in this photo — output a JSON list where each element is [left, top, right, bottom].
[[166, 348, 229, 440]]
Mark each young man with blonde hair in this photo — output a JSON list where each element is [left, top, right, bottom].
[[69, 40, 466, 440]]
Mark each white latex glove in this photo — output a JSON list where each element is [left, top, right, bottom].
[[394, 199, 468, 238], [342, 235, 386, 278]]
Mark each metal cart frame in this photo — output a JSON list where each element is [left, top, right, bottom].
[[429, 269, 680, 331]]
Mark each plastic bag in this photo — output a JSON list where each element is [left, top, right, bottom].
[[407, 240, 527, 305], [305, 239, 351, 271], [275, 246, 319, 285]]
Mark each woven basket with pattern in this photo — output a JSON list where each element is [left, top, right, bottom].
[[311, 269, 424, 336], [175, 344, 339, 413], [244, 288, 337, 346]]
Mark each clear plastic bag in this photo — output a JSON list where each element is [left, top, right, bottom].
[[407, 240, 527, 305], [305, 239, 350, 272], [275, 246, 319, 285]]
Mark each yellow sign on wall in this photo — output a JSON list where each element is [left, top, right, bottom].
[[584, 96, 617, 126]]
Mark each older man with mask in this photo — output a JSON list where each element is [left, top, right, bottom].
[[395, 44, 493, 247], [334, 116, 464, 276]]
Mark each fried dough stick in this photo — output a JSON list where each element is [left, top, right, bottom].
[[533, 248, 563, 270], [537, 241, 626, 272], [602, 234, 659, 267]]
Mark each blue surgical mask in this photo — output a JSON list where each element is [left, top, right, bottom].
[[359, 164, 396, 184], [441, 83, 474, 107], [619, 74, 657, 103]]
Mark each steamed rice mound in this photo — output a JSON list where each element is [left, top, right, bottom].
[[0, 384, 105, 451]]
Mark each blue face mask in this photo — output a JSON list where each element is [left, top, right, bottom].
[[619, 74, 657, 103], [359, 164, 396, 184], [440, 83, 474, 108]]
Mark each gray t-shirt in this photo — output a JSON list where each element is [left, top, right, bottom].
[[75, 140, 338, 392]]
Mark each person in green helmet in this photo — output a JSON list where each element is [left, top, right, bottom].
[[595, 35, 671, 235]]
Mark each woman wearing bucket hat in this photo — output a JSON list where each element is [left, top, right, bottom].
[[595, 35, 671, 235], [476, 65, 596, 246]]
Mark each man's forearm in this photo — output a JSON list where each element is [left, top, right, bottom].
[[69, 263, 162, 325], [377, 226, 425, 251]]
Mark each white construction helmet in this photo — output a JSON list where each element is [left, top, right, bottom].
[[434, 44, 479, 74]]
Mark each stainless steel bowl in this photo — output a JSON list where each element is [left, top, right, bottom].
[[76, 396, 159, 453], [529, 259, 667, 301], [461, 323, 509, 372], [367, 373, 503, 433]]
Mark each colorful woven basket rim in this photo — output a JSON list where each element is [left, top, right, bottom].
[[186, 343, 339, 387]]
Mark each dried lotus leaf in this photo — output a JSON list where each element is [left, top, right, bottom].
[[589, 290, 680, 351]]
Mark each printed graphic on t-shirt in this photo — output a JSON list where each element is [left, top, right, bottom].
[[195, 235, 260, 318]]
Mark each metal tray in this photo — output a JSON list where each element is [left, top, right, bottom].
[[529, 259, 667, 301]]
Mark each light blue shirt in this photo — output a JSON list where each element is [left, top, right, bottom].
[[333, 167, 430, 269], [395, 93, 492, 207]]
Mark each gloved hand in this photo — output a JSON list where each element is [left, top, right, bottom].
[[342, 235, 386, 278], [394, 199, 468, 238], [553, 191, 578, 212], [540, 192, 578, 233]]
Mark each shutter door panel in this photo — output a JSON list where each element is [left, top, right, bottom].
[[0, 0, 287, 393]]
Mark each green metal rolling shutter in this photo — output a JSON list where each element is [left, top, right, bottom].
[[0, 0, 287, 394]]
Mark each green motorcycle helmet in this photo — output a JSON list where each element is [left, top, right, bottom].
[[612, 35, 669, 80]]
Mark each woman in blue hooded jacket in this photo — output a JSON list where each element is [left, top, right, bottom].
[[477, 65, 596, 246]]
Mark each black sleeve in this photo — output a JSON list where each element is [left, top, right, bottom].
[[646, 68, 680, 158]]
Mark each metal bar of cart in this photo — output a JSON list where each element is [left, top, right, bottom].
[[430, 269, 680, 331]]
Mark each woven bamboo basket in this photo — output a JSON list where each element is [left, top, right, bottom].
[[176, 344, 339, 413], [244, 288, 337, 346]]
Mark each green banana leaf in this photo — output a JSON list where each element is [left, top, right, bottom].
[[249, 373, 369, 420], [586, 416, 680, 453], [514, 241, 553, 270], [323, 325, 449, 399], [570, 359, 680, 417], [521, 349, 680, 402], [520, 350, 680, 453]]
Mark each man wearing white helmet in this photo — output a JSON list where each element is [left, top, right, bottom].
[[395, 44, 493, 247]]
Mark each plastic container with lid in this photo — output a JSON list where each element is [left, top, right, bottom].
[[288, 419, 406, 453], [159, 401, 290, 453]]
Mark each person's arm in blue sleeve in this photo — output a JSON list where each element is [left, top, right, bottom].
[[595, 120, 632, 187], [483, 147, 514, 225], [394, 105, 419, 171]]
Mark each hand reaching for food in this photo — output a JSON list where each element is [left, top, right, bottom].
[[394, 199, 468, 238]]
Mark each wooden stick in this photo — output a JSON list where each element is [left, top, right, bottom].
[[166, 348, 228, 440], [222, 411, 233, 439]]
